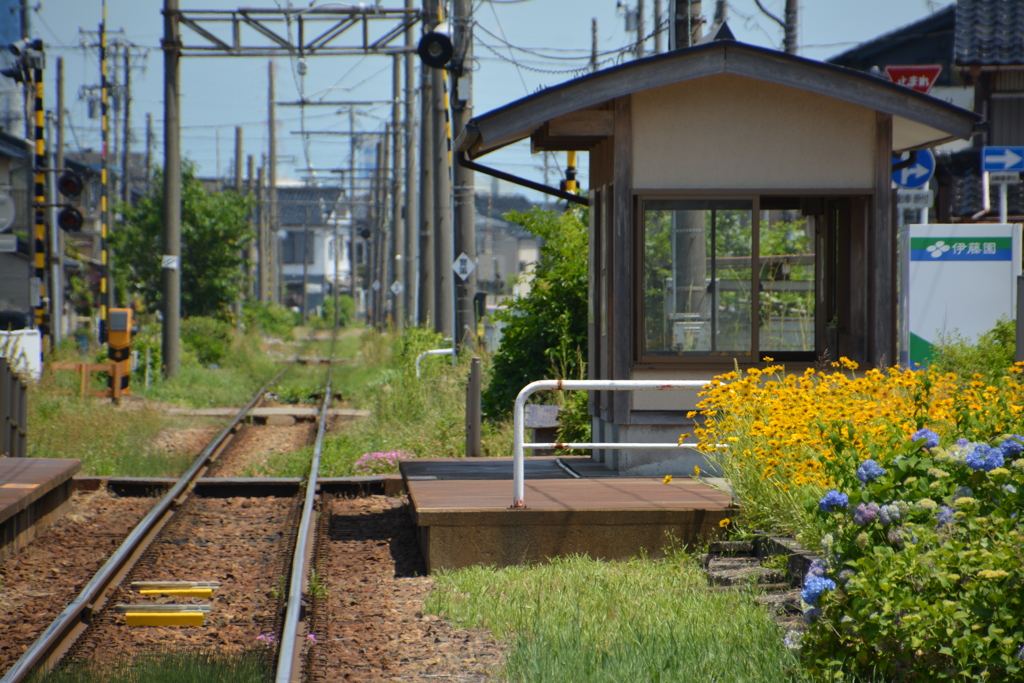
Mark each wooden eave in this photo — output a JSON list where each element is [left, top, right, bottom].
[[456, 40, 984, 158]]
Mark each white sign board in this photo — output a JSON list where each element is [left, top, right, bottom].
[[908, 224, 1021, 367], [897, 189, 933, 209], [991, 172, 1020, 184], [452, 252, 475, 281], [0, 233, 16, 253], [0, 330, 42, 380]]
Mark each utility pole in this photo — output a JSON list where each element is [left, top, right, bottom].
[[784, 0, 797, 54], [247, 153, 255, 300], [432, 62, 451, 336], [404, 0, 418, 327], [671, 0, 702, 49], [419, 0, 436, 327], [54, 56, 64, 343], [145, 112, 152, 193], [234, 126, 244, 322], [591, 18, 598, 71], [714, 0, 727, 25], [267, 61, 278, 304], [121, 45, 131, 205], [654, 0, 663, 53], [257, 163, 266, 302], [370, 139, 382, 326], [636, 0, 645, 59], [378, 124, 391, 327], [162, 0, 181, 377], [348, 108, 357, 302], [453, 0, 475, 347], [391, 53, 404, 330]]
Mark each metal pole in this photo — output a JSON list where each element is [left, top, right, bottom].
[[391, 54, 403, 329], [268, 61, 278, 304], [784, 0, 798, 54], [235, 127, 244, 323], [466, 357, 481, 457], [453, 0, 476, 348], [637, 0, 645, 58], [46, 113, 61, 347], [257, 164, 266, 301], [162, 0, 181, 377], [246, 153, 255, 298], [404, 0, 418, 326], [379, 126, 391, 326], [591, 18, 598, 71], [1000, 182, 1009, 225], [348, 108, 357, 302], [145, 112, 152, 193], [654, 0, 663, 53]]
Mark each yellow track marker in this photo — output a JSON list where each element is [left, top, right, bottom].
[[125, 612, 205, 627], [138, 588, 214, 598]]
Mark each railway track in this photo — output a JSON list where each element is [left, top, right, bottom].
[[1, 343, 336, 683]]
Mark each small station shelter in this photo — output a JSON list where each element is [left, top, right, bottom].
[[457, 39, 983, 476]]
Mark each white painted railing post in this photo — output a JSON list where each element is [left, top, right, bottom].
[[511, 379, 716, 508]]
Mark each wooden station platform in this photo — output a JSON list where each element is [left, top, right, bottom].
[[0, 458, 81, 561], [400, 458, 735, 572]]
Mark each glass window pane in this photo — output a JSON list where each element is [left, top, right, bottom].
[[758, 210, 816, 353], [642, 201, 753, 357]]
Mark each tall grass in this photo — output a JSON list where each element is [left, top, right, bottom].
[[253, 326, 514, 477], [426, 553, 807, 683], [35, 650, 270, 683]]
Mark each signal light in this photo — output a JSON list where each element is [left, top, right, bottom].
[[358, 226, 371, 240], [57, 206, 84, 232], [0, 65, 26, 83], [417, 27, 453, 69], [57, 171, 84, 198]]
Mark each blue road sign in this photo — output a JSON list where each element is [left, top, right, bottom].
[[892, 148, 935, 189], [982, 146, 1024, 172]]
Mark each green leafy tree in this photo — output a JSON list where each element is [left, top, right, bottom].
[[483, 206, 588, 419], [111, 162, 254, 319]]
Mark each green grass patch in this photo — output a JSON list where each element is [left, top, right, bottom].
[[426, 553, 807, 683], [252, 327, 514, 477], [35, 649, 271, 683]]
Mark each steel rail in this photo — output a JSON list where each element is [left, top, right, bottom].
[[0, 369, 289, 683], [275, 337, 336, 683]]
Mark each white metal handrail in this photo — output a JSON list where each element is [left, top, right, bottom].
[[512, 379, 713, 508], [415, 348, 454, 377]]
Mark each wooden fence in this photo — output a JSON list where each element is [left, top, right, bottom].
[[0, 357, 28, 458]]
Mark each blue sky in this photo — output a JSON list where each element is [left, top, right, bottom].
[[25, 0, 950, 198]]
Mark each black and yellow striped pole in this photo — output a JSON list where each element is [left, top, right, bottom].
[[97, 5, 109, 344], [31, 44, 48, 334]]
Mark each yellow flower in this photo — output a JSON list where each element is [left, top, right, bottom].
[[978, 569, 1009, 580], [693, 465, 701, 477], [719, 518, 731, 528], [726, 436, 739, 442], [663, 475, 673, 484], [762, 356, 774, 362]]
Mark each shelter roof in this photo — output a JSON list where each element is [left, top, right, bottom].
[[276, 186, 342, 227], [457, 40, 983, 158]]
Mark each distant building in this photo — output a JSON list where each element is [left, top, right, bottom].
[[276, 185, 350, 314], [473, 192, 542, 299]]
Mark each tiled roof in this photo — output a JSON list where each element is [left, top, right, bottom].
[[938, 149, 1024, 216], [276, 186, 342, 227], [955, 0, 1024, 66]]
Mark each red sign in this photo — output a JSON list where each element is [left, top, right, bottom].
[[884, 64, 943, 94]]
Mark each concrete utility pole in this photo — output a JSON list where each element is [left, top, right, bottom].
[[379, 123, 391, 327], [784, 0, 798, 54], [54, 56, 64, 342], [257, 164, 266, 301], [247, 153, 255, 299], [453, 0, 476, 347], [267, 61, 278, 304], [145, 112, 152, 193], [654, 0, 663, 53], [348, 108, 357, 301], [432, 62, 451, 336], [391, 53, 404, 330], [591, 18, 598, 71], [670, 0, 702, 49], [234, 126, 243, 189], [162, 0, 181, 378], [404, 0, 418, 327], [419, 0, 436, 327], [121, 46, 131, 205], [714, 0, 727, 25], [636, 0, 645, 58]]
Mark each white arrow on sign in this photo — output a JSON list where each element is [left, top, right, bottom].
[[390, 280, 404, 295], [899, 164, 930, 187], [987, 148, 1023, 170], [452, 252, 476, 281]]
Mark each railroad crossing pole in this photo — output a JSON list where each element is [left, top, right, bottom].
[[162, 0, 181, 378], [452, 0, 475, 347]]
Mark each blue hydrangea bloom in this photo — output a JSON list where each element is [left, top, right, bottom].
[[856, 459, 887, 484], [936, 505, 954, 528], [955, 437, 969, 447], [853, 502, 879, 526], [1005, 484, 1018, 494], [1001, 436, 1024, 457], [878, 504, 901, 525], [819, 490, 849, 512], [965, 444, 991, 470], [802, 576, 836, 606], [911, 428, 940, 449], [984, 447, 1005, 471], [806, 559, 829, 578]]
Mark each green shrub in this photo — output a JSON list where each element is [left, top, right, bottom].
[[482, 206, 588, 419], [313, 295, 355, 328], [928, 317, 1016, 385], [243, 300, 299, 339], [802, 432, 1024, 681], [181, 316, 234, 366]]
